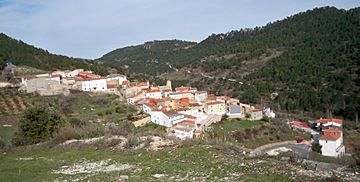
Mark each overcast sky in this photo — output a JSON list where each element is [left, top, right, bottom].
[[1, 0, 359, 59]]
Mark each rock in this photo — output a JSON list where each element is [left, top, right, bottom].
[[153, 174, 165, 178], [118, 175, 129, 181], [266, 147, 292, 156], [281, 157, 290, 161], [16, 157, 33, 161]]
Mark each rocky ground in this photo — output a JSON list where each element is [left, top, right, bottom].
[[2, 136, 359, 182]]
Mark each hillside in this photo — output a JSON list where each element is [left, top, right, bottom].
[[0, 33, 112, 75], [99, 7, 360, 121], [100, 40, 196, 75]]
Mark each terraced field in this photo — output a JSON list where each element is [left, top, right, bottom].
[[0, 90, 27, 116]]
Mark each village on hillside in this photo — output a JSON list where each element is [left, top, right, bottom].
[[1, 65, 346, 159]]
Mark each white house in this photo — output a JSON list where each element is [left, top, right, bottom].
[[175, 86, 197, 93], [263, 108, 276, 119], [227, 105, 242, 117], [150, 110, 185, 127], [65, 69, 84, 77], [145, 89, 162, 99], [127, 92, 145, 104], [205, 101, 226, 115], [121, 86, 142, 98], [173, 120, 197, 140], [319, 127, 345, 158], [52, 70, 66, 77], [248, 109, 263, 121], [138, 82, 150, 90], [81, 77, 107, 92], [177, 108, 202, 120], [142, 103, 157, 114], [194, 91, 208, 103], [168, 92, 192, 100], [315, 118, 343, 128], [106, 74, 127, 85], [158, 80, 172, 92]]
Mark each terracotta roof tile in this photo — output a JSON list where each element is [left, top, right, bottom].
[[316, 118, 343, 125]]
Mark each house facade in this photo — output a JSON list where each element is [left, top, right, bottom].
[[205, 101, 226, 115], [143, 103, 157, 114], [145, 90, 162, 99], [173, 120, 197, 140], [248, 109, 263, 121], [315, 118, 343, 128], [150, 110, 185, 127], [25, 76, 61, 93], [168, 92, 193, 100], [319, 127, 345, 157], [106, 74, 127, 85], [81, 77, 107, 92]]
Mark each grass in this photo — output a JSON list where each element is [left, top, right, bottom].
[[0, 145, 293, 182], [69, 93, 135, 122], [135, 123, 167, 136], [210, 118, 309, 149], [308, 151, 337, 163], [212, 119, 264, 136], [0, 127, 13, 141]]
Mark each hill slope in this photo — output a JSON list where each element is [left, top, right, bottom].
[[100, 40, 196, 75], [100, 7, 360, 120], [0, 33, 111, 75]]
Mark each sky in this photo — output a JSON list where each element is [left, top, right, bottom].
[[1, 0, 359, 59]]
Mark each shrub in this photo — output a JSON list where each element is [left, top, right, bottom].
[[13, 106, 65, 145], [69, 118, 86, 128], [124, 135, 139, 149], [115, 106, 126, 114], [58, 94, 74, 115], [94, 97, 111, 105], [275, 135, 280, 140], [221, 115, 229, 122], [50, 124, 78, 145], [107, 123, 133, 136], [77, 124, 105, 139], [232, 130, 244, 142], [0, 137, 6, 149], [127, 114, 134, 121], [312, 142, 322, 153]]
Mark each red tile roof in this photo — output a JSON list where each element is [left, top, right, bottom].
[[178, 119, 195, 125], [316, 118, 343, 125], [175, 86, 196, 92], [147, 98, 164, 104], [180, 97, 189, 104], [189, 103, 202, 107], [138, 82, 148, 86], [82, 77, 107, 81], [290, 121, 310, 129], [163, 110, 182, 117], [320, 127, 342, 141], [145, 89, 161, 93]]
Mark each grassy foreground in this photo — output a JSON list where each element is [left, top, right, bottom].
[[0, 145, 292, 182], [210, 119, 309, 149]]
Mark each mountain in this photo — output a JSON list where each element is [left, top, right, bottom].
[[0, 33, 112, 75], [100, 40, 196, 75], [99, 7, 360, 121]]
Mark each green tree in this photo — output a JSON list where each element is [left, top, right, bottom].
[[13, 106, 65, 145]]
